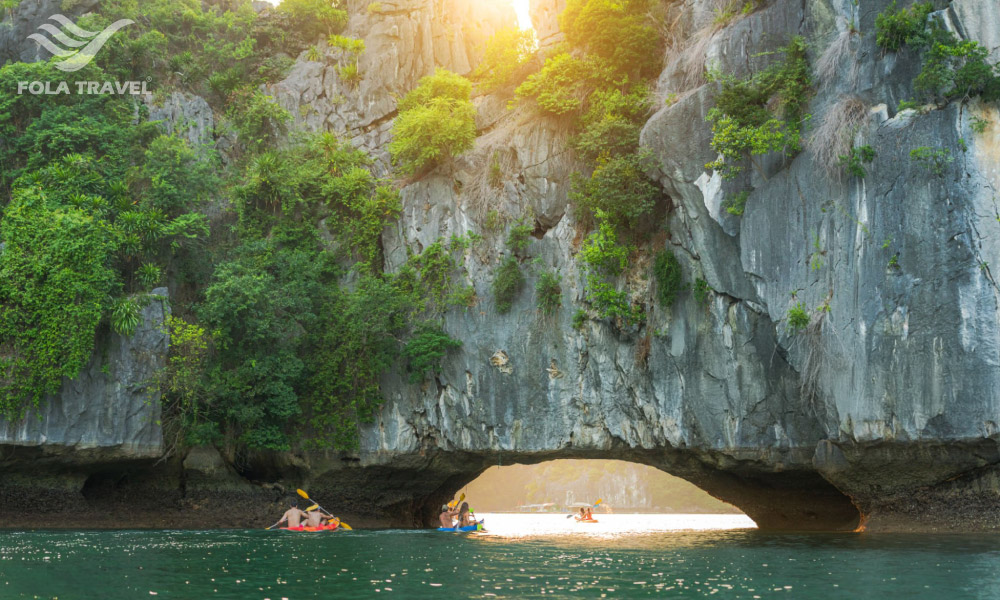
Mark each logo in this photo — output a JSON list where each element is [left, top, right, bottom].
[[27, 13, 134, 72]]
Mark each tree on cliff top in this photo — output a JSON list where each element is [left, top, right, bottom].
[[560, 0, 661, 78], [389, 68, 477, 176]]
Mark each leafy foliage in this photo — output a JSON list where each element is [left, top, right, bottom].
[[579, 218, 641, 324], [159, 316, 217, 446], [570, 151, 660, 229], [913, 29, 1000, 103], [787, 302, 810, 332], [277, 0, 348, 48], [493, 255, 525, 314], [305, 271, 412, 450], [580, 218, 630, 277], [506, 218, 534, 255], [653, 250, 683, 308], [473, 27, 536, 92], [909, 146, 953, 176], [571, 85, 650, 161], [227, 89, 291, 152], [328, 34, 365, 54], [705, 37, 812, 179], [693, 278, 712, 306], [141, 135, 219, 216], [725, 190, 750, 216], [874, 1, 933, 52], [389, 68, 476, 175], [516, 53, 609, 115], [875, 5, 1000, 104], [838, 145, 875, 178], [560, 0, 661, 77], [971, 115, 990, 134], [536, 271, 563, 315], [0, 193, 118, 417], [402, 322, 462, 383], [111, 297, 142, 336]]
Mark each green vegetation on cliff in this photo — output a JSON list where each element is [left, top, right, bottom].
[[705, 36, 812, 180], [0, 0, 465, 453], [511, 0, 666, 325], [389, 68, 476, 175], [0, 55, 213, 417], [875, 2, 1000, 103], [473, 27, 536, 92]]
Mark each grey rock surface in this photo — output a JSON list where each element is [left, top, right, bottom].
[[4, 0, 1000, 532], [145, 92, 216, 149], [0, 0, 100, 65], [0, 289, 167, 464], [267, 0, 515, 173], [529, 0, 565, 48], [324, 0, 1000, 531]]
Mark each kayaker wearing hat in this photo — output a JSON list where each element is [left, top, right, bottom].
[[439, 504, 460, 528]]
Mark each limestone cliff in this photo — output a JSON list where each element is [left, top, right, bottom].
[[3, 0, 1000, 533], [319, 0, 1000, 532]]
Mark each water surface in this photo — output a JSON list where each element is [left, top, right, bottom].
[[2, 514, 998, 599]]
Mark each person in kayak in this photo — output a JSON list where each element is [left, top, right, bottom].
[[457, 502, 477, 528], [305, 505, 336, 528], [276, 499, 309, 529], [439, 504, 459, 528]]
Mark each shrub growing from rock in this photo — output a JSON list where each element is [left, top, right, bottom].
[[874, 1, 933, 52], [493, 255, 525, 314], [389, 68, 476, 175], [653, 249, 683, 308], [536, 271, 563, 315], [473, 27, 536, 92], [705, 36, 811, 179]]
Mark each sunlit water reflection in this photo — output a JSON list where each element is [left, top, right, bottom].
[[2, 515, 999, 599], [474, 513, 756, 537]]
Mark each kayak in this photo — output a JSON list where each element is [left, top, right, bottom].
[[280, 522, 340, 532], [437, 521, 485, 532], [576, 519, 599, 523]]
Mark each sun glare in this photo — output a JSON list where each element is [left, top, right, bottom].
[[264, 0, 533, 31], [512, 0, 532, 30]]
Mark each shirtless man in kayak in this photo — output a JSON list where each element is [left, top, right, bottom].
[[439, 504, 460, 528], [276, 499, 309, 529], [305, 506, 337, 528]]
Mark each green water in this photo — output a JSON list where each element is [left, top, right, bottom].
[[2, 529, 999, 599]]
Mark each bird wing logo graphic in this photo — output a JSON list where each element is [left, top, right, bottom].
[[26, 14, 134, 72]]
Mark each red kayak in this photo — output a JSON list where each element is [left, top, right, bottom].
[[280, 522, 340, 532]]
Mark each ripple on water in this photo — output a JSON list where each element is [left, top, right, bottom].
[[1, 516, 999, 598]]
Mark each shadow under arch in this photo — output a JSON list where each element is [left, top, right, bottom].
[[308, 446, 861, 531]]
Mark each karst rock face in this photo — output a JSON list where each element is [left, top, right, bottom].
[[3, 0, 1000, 532]]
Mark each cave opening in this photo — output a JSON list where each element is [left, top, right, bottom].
[[410, 453, 862, 532], [434, 459, 753, 534]]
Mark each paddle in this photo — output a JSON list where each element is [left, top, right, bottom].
[[448, 492, 466, 509], [566, 498, 603, 519], [296, 489, 353, 530], [469, 507, 485, 531]]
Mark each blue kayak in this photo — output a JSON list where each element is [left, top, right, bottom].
[[437, 521, 484, 532]]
